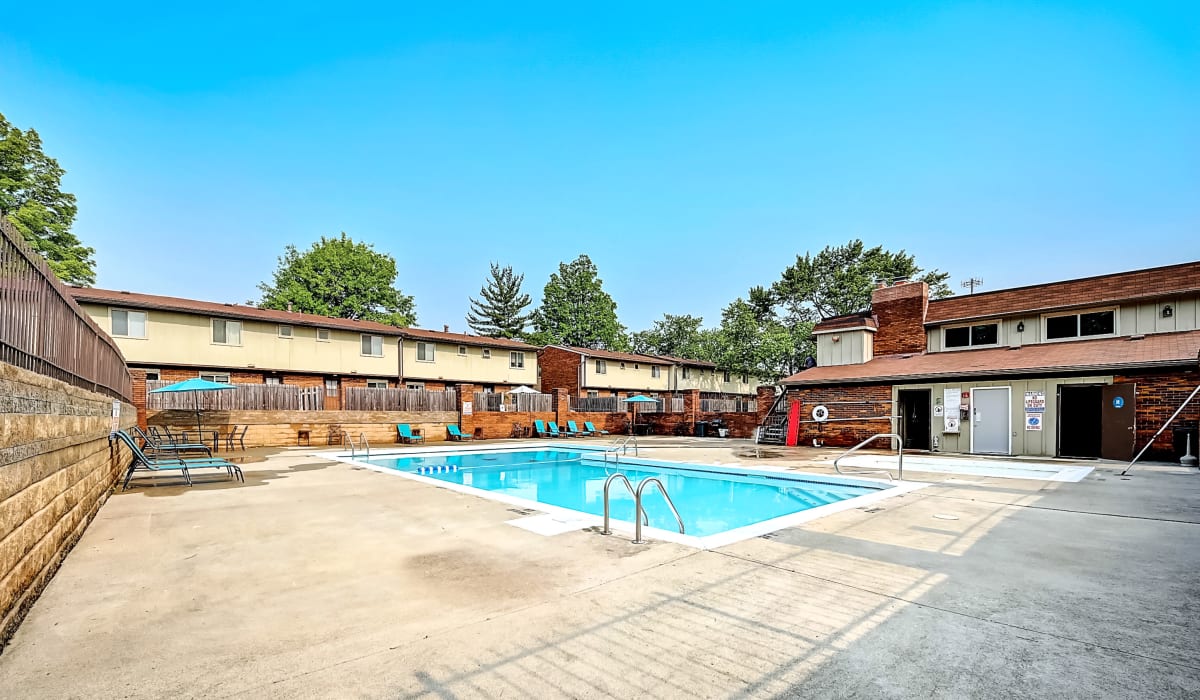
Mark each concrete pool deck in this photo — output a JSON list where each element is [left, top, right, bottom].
[[2, 437, 1199, 698]]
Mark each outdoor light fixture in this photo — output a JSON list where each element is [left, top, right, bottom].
[[1016, 321, 1025, 333], [1163, 305, 1174, 318]]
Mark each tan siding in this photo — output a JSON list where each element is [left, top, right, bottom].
[[400, 340, 537, 385]]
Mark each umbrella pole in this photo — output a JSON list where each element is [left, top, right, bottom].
[[196, 392, 202, 435]]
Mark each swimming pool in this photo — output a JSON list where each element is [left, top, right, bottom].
[[343, 446, 924, 548]]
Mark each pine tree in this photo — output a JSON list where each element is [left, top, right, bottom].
[[465, 263, 532, 338]]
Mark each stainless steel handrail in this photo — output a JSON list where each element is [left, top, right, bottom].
[[359, 432, 370, 459], [634, 477, 685, 544], [341, 430, 356, 457], [832, 433, 903, 481], [601, 473, 646, 534], [602, 434, 639, 463]]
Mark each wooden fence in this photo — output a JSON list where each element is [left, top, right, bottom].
[[0, 217, 132, 401], [568, 396, 684, 413], [473, 392, 553, 413], [147, 381, 324, 410], [343, 387, 457, 412], [700, 397, 754, 413]]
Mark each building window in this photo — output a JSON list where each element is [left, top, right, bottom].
[[595, 359, 607, 374], [651, 366, 660, 378], [366, 380, 388, 389], [362, 334, 384, 357], [317, 329, 331, 342], [144, 370, 160, 381], [278, 325, 293, 339], [325, 378, 339, 396], [944, 322, 999, 349], [510, 351, 525, 369], [723, 371, 731, 382], [482, 348, 492, 359], [741, 374, 749, 384], [634, 364, 639, 370], [458, 345, 467, 356], [681, 366, 690, 379], [110, 309, 147, 338], [265, 377, 282, 385], [1044, 309, 1116, 341], [406, 382, 425, 390], [416, 341, 435, 362], [587, 390, 599, 398], [211, 319, 242, 345], [620, 362, 626, 370], [200, 372, 230, 383]]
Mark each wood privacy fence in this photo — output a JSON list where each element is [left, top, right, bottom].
[[147, 381, 324, 410], [473, 392, 553, 413], [700, 397, 754, 413], [0, 217, 133, 402], [343, 387, 458, 412], [568, 396, 685, 413]]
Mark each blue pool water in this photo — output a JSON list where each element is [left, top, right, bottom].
[[362, 449, 884, 537]]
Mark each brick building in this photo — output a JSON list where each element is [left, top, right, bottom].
[[779, 261, 1200, 461]]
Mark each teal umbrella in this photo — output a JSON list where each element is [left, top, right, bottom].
[[621, 395, 659, 435], [149, 378, 237, 434]]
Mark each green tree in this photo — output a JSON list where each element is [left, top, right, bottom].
[[466, 263, 532, 338], [773, 239, 952, 319], [257, 233, 416, 326], [631, 313, 719, 362], [528, 254, 628, 350], [715, 298, 793, 380], [0, 112, 95, 285]]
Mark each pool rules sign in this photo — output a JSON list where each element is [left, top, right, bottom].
[[1024, 391, 1045, 431]]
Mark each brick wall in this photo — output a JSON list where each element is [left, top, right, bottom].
[[871, 281, 928, 356], [1, 362, 136, 647], [537, 348, 581, 395], [1115, 367, 1200, 461], [786, 384, 894, 447]]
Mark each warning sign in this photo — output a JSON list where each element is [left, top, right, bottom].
[[1024, 391, 1046, 413], [1025, 413, 1043, 431]]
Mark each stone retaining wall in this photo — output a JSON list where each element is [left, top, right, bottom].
[[0, 362, 136, 648], [146, 409, 459, 447]]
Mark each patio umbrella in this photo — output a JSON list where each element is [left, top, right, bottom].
[[507, 385, 540, 394], [621, 395, 659, 435], [148, 378, 237, 434]]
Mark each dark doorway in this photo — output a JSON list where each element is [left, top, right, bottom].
[[1058, 385, 1102, 458], [1101, 383, 1136, 461], [898, 389, 931, 451]]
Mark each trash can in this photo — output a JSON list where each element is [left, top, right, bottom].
[[718, 428, 729, 438], [1173, 424, 1200, 464], [694, 421, 708, 438]]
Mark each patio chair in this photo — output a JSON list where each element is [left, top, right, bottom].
[[533, 420, 549, 437], [447, 424, 474, 441], [510, 422, 526, 438], [547, 421, 570, 438], [111, 431, 243, 490], [584, 421, 609, 436], [397, 424, 425, 444], [225, 425, 248, 451], [132, 426, 212, 458], [567, 420, 591, 436]]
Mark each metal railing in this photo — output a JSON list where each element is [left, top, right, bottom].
[[602, 434, 638, 462], [0, 217, 132, 401], [832, 433, 904, 481], [601, 473, 685, 544]]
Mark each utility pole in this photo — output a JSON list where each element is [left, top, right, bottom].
[[961, 277, 983, 295]]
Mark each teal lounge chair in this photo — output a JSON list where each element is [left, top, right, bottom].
[[447, 424, 474, 441], [133, 426, 212, 457], [111, 431, 242, 490], [565, 420, 588, 437], [397, 424, 425, 444], [584, 421, 609, 436], [547, 421, 569, 438], [533, 420, 549, 437]]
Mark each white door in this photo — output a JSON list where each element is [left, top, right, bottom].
[[971, 387, 1011, 455]]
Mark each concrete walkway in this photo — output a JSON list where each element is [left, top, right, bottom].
[[1, 439, 1198, 698]]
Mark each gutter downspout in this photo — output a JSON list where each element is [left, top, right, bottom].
[[397, 335, 405, 386]]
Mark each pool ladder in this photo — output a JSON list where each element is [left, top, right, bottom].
[[341, 431, 370, 459], [832, 433, 903, 481], [601, 473, 685, 544], [602, 435, 638, 463]]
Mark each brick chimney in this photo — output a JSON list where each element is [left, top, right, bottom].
[[870, 281, 929, 355]]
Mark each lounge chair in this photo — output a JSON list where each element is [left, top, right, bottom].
[[447, 424, 474, 441], [111, 431, 243, 490], [224, 425, 248, 451], [567, 420, 591, 436], [584, 421, 609, 436], [397, 424, 425, 444], [133, 426, 212, 457], [533, 420, 550, 437], [547, 421, 570, 438]]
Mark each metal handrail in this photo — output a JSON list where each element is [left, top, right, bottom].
[[832, 433, 904, 481], [602, 434, 639, 462], [359, 432, 370, 459], [601, 473, 647, 535], [341, 430, 356, 457], [634, 477, 685, 543]]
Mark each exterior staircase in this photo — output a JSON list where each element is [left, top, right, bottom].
[[757, 392, 789, 445]]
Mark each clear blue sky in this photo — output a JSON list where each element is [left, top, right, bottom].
[[2, 2, 1197, 331]]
